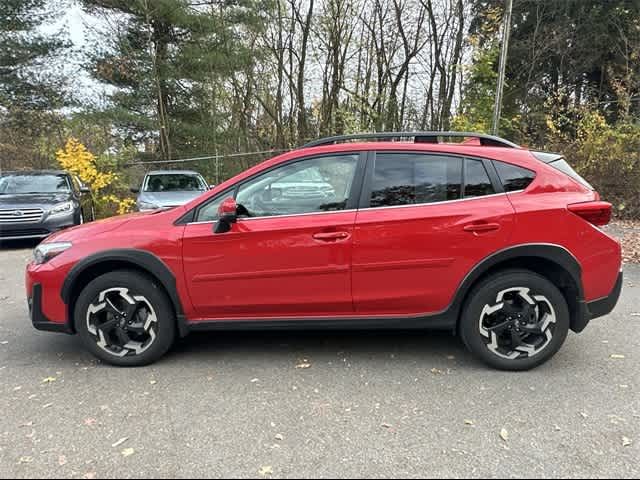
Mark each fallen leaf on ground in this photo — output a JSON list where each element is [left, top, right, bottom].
[[464, 419, 474, 426], [121, 448, 135, 457], [20, 422, 34, 428], [275, 434, 284, 441], [42, 403, 53, 409], [19, 456, 33, 464], [250, 378, 260, 383], [42, 377, 57, 383], [295, 362, 311, 369], [623, 437, 632, 447], [111, 437, 129, 448], [58, 455, 67, 466], [259, 466, 273, 476], [381, 423, 393, 429], [13, 386, 22, 391], [430, 368, 445, 375], [149, 380, 157, 385], [610, 354, 626, 359], [499, 428, 509, 442], [83, 472, 97, 479], [83, 418, 97, 426]]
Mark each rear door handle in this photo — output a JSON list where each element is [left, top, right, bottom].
[[463, 223, 501, 233], [313, 231, 350, 242]]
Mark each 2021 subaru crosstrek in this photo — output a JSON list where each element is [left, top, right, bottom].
[[26, 132, 623, 370]]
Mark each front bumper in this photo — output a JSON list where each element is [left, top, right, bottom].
[[574, 271, 623, 333], [28, 283, 73, 334]]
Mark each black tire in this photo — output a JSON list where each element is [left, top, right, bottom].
[[459, 269, 570, 371], [74, 270, 176, 367]]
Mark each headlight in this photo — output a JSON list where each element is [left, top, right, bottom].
[[33, 242, 73, 265], [49, 201, 73, 217], [138, 201, 160, 211]]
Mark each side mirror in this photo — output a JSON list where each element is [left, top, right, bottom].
[[214, 197, 238, 234], [131, 187, 140, 194], [209, 184, 216, 190]]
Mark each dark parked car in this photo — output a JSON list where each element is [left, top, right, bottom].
[[0, 170, 94, 242]]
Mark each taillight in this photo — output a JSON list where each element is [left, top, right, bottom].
[[568, 201, 612, 226]]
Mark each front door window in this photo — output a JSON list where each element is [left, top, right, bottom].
[[235, 154, 359, 217]]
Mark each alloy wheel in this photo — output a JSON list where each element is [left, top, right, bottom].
[[86, 287, 158, 357], [478, 287, 557, 360]]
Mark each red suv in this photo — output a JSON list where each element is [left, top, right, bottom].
[[26, 132, 623, 370]]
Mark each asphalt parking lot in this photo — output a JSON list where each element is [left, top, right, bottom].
[[0, 241, 638, 479]]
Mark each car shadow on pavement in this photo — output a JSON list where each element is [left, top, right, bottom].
[[27, 328, 476, 369], [0, 239, 41, 250], [169, 329, 474, 366]]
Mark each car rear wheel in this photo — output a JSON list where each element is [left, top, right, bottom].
[[459, 270, 570, 371], [74, 270, 176, 366]]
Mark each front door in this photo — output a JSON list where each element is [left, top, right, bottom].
[[352, 152, 515, 316], [182, 153, 363, 319]]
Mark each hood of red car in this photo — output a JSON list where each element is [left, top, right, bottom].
[[45, 212, 153, 243]]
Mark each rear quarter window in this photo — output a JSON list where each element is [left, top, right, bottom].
[[493, 162, 536, 192], [549, 159, 594, 190]]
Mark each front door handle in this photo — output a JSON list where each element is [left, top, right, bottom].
[[463, 223, 501, 233], [313, 231, 350, 242]]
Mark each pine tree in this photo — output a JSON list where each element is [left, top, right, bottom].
[[82, 0, 268, 161], [0, 0, 70, 111]]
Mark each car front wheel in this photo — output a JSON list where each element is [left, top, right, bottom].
[[459, 269, 570, 371], [74, 270, 176, 366]]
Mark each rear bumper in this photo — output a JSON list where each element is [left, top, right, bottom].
[[28, 283, 73, 334], [574, 271, 623, 333]]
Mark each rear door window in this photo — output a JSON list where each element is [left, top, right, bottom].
[[494, 162, 536, 192], [369, 153, 462, 207], [464, 159, 495, 198]]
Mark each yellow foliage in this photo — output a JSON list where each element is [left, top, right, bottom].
[[56, 138, 115, 192], [56, 138, 136, 218], [102, 195, 136, 215]]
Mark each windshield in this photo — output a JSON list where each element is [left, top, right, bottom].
[[143, 174, 206, 192], [0, 174, 71, 194]]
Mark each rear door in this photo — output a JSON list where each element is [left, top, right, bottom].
[[352, 151, 515, 316]]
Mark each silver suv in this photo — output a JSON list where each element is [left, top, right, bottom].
[[132, 170, 210, 211]]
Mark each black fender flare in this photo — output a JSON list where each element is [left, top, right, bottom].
[[61, 249, 189, 337], [446, 243, 585, 327]]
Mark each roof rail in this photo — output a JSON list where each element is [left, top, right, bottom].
[[301, 131, 520, 149]]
